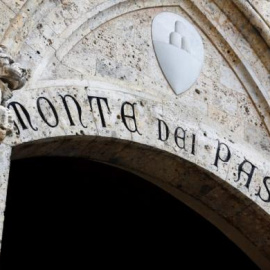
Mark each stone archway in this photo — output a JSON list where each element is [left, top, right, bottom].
[[3, 136, 269, 269], [0, 155, 259, 269], [0, 0, 269, 269]]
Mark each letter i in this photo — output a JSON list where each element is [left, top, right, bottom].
[[191, 134, 196, 155]]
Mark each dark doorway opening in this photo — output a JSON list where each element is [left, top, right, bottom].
[[0, 157, 258, 269]]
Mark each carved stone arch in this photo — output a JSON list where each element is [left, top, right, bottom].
[[10, 136, 270, 269], [0, 0, 270, 269]]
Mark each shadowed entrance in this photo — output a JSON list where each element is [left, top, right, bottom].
[[0, 157, 258, 269]]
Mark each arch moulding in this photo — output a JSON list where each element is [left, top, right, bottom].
[[0, 0, 270, 268]]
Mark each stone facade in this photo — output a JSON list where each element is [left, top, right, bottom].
[[0, 0, 270, 268]]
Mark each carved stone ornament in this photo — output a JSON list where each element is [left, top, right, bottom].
[[0, 45, 27, 142], [152, 12, 204, 95]]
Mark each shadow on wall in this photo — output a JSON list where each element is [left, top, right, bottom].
[[0, 157, 259, 269]]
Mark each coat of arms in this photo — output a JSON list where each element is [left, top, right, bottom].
[[152, 12, 204, 95]]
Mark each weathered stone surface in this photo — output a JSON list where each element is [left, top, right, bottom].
[[0, 143, 11, 250], [0, 0, 270, 268]]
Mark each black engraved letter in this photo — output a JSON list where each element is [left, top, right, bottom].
[[214, 140, 231, 168], [158, 119, 169, 142], [174, 127, 186, 150], [37, 97, 59, 128], [235, 159, 257, 189], [88, 96, 111, 128], [121, 102, 142, 135], [191, 134, 196, 155], [60, 94, 87, 128], [255, 176, 270, 203], [8, 102, 38, 134]]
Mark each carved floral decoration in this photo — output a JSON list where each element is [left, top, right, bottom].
[[0, 45, 27, 141]]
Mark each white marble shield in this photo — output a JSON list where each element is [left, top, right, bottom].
[[152, 12, 204, 95]]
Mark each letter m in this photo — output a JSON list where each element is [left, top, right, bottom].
[[8, 102, 38, 134]]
